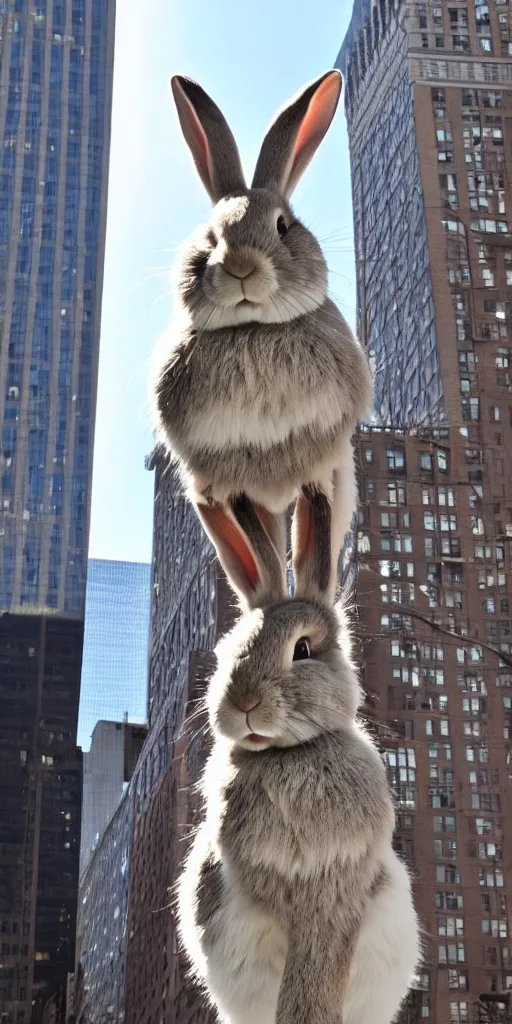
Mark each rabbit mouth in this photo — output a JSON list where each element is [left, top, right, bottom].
[[245, 732, 271, 745]]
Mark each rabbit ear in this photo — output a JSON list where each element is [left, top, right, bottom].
[[197, 496, 287, 610], [293, 446, 357, 606], [252, 70, 342, 198], [292, 485, 334, 606], [171, 75, 246, 202]]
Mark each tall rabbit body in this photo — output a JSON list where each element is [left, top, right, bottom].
[[153, 71, 373, 604], [177, 494, 420, 1024]]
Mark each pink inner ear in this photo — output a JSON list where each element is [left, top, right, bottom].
[[292, 72, 341, 165], [173, 78, 215, 194], [186, 101, 214, 182], [200, 503, 260, 591], [190, 115, 210, 173]]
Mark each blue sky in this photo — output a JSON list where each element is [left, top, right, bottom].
[[87, 0, 356, 564]]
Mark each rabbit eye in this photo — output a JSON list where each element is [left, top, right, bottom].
[[276, 215, 288, 238], [293, 637, 311, 661]]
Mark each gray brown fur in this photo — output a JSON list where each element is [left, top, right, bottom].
[[155, 289, 370, 492]]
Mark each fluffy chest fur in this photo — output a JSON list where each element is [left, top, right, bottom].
[[155, 299, 371, 461], [204, 730, 394, 897], [177, 732, 412, 1024]]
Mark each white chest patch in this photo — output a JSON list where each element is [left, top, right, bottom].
[[202, 868, 287, 1024], [189, 382, 345, 451]]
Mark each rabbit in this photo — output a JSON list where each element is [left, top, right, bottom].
[[177, 490, 420, 1024], [152, 70, 373, 604]]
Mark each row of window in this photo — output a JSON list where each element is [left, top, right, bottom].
[[438, 917, 507, 939], [439, 942, 511, 969], [363, 446, 449, 474], [435, 863, 505, 891], [371, 532, 506, 566], [424, 30, 507, 58]]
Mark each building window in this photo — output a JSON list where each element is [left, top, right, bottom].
[[481, 91, 503, 109], [437, 865, 460, 885], [476, 818, 493, 835], [463, 697, 485, 714], [439, 943, 465, 964], [438, 917, 465, 937], [479, 867, 504, 888], [461, 397, 479, 420], [387, 484, 405, 505], [438, 488, 455, 507], [437, 893, 464, 911], [449, 1003, 468, 1023], [434, 815, 456, 833], [449, 971, 468, 990], [440, 514, 457, 532], [386, 448, 405, 471], [482, 920, 508, 938]]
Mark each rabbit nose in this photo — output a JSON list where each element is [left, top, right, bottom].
[[222, 255, 256, 280], [230, 693, 261, 714]]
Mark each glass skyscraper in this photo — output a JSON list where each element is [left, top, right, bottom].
[[78, 559, 151, 751], [0, 2, 115, 1021], [0, 0, 114, 615]]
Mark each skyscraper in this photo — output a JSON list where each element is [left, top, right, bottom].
[[0, 0, 115, 1019], [77, 559, 151, 752], [340, 3, 512, 1021], [0, 0, 114, 613]]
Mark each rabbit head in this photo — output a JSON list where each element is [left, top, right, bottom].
[[170, 71, 342, 330], [201, 493, 361, 753]]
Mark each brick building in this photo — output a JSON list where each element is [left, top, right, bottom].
[[340, 1, 512, 1020]]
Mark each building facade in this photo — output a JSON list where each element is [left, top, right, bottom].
[[0, 0, 115, 614], [72, 451, 233, 1024], [79, 720, 147, 877], [340, 3, 512, 1021], [0, 614, 83, 1023], [77, 560, 151, 751], [0, 0, 115, 1020]]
